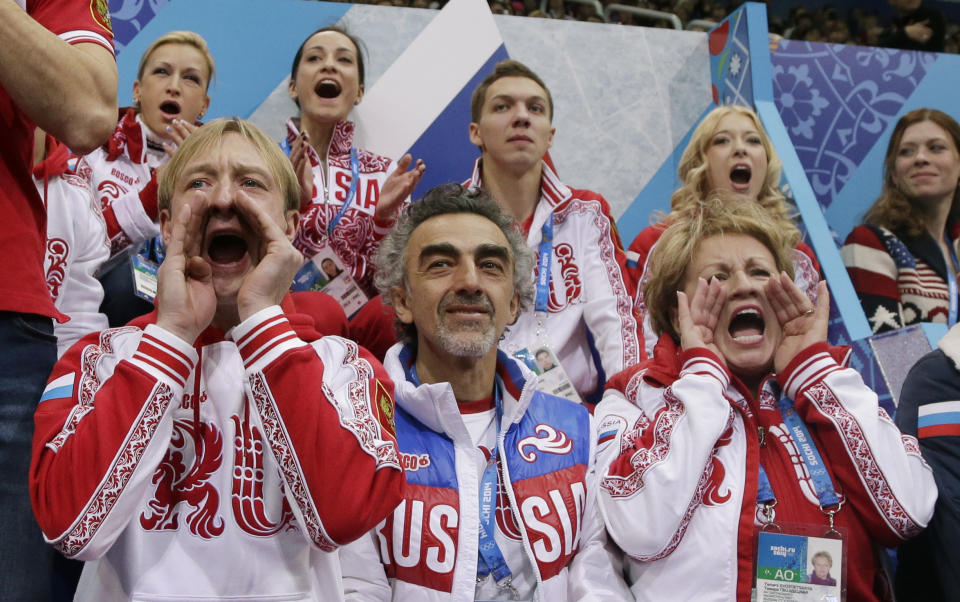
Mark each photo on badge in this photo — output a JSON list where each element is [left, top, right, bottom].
[[755, 530, 843, 602], [512, 345, 582, 404], [291, 248, 367, 317]]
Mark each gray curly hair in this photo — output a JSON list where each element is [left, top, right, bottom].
[[374, 183, 536, 346]]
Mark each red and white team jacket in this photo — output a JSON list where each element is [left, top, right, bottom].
[[595, 338, 937, 601], [34, 137, 109, 356], [340, 344, 632, 601], [466, 159, 640, 404], [287, 119, 400, 297], [30, 296, 404, 602], [627, 223, 822, 360], [76, 108, 169, 258]]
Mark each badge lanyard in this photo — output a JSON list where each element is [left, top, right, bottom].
[[327, 147, 359, 237], [946, 235, 958, 327], [757, 395, 843, 531], [476, 384, 515, 591], [408, 362, 516, 595], [280, 135, 359, 238], [534, 214, 553, 314], [533, 214, 554, 344]]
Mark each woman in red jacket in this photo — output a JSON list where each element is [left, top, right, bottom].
[[598, 197, 936, 601]]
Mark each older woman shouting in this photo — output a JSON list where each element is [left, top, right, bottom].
[[596, 197, 936, 601]]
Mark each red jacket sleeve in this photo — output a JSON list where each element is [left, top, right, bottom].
[[29, 0, 114, 53], [230, 305, 404, 547], [778, 342, 936, 545], [30, 324, 196, 559]]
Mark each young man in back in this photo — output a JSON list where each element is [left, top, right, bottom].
[[465, 60, 638, 404]]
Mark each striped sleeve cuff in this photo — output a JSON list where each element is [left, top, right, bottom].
[[60, 30, 115, 54], [372, 215, 397, 236], [778, 342, 843, 400], [229, 305, 307, 372], [130, 325, 198, 389], [679, 347, 730, 389]]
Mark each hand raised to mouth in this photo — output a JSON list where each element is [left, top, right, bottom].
[[233, 191, 303, 323], [677, 276, 727, 366], [156, 200, 216, 344], [766, 275, 829, 375]]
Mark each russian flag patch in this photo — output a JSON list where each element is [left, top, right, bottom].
[[39, 373, 75, 404], [598, 428, 619, 446], [918, 400, 960, 438]]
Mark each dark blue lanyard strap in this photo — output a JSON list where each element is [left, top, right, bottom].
[[279, 136, 359, 238], [777, 396, 841, 509], [477, 383, 511, 583], [135, 236, 166, 264], [757, 397, 842, 512], [408, 363, 513, 583], [328, 147, 359, 237], [757, 464, 776, 505], [534, 214, 553, 314]]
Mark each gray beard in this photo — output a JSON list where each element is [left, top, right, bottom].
[[435, 320, 497, 358], [434, 292, 498, 358]]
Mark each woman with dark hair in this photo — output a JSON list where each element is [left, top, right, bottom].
[[842, 108, 960, 334], [598, 197, 936, 601], [285, 27, 425, 297]]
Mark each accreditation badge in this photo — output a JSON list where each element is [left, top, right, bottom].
[[131, 253, 159, 303], [291, 245, 367, 317], [512, 344, 581, 404], [130, 237, 166, 303], [755, 530, 845, 602]]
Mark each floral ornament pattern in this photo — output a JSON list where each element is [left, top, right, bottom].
[[774, 63, 830, 140], [772, 41, 938, 213]]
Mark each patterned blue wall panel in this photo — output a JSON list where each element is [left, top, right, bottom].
[[771, 42, 937, 221], [709, 9, 753, 107], [710, 5, 896, 408], [109, 0, 169, 53]]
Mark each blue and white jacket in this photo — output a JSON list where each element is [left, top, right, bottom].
[[341, 344, 631, 601]]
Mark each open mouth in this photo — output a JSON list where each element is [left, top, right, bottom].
[[730, 165, 752, 188], [728, 307, 764, 343], [207, 233, 248, 265], [314, 79, 342, 99], [159, 100, 182, 116]]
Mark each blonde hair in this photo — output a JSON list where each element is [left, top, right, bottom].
[[864, 108, 960, 237], [644, 193, 800, 342], [137, 30, 216, 93], [668, 106, 790, 228], [158, 118, 300, 214]]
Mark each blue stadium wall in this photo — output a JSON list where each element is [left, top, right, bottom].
[[106, 0, 960, 409]]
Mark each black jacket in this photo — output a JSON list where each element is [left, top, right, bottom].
[[895, 324, 960, 601]]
